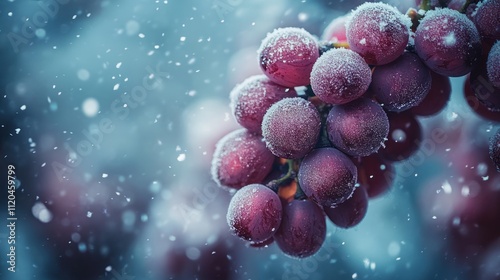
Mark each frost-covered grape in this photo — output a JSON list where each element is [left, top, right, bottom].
[[489, 129, 500, 171], [211, 129, 274, 189], [274, 199, 326, 258], [380, 111, 422, 162], [230, 75, 297, 134], [226, 184, 282, 243], [321, 15, 348, 43], [346, 2, 411, 65], [410, 71, 451, 116], [415, 8, 482, 77], [372, 52, 432, 112], [472, 0, 500, 40], [298, 148, 357, 207], [487, 41, 500, 88], [326, 98, 389, 157], [262, 98, 321, 159], [310, 48, 372, 105], [355, 153, 395, 198], [470, 46, 500, 112], [258, 28, 319, 87], [324, 186, 368, 228]]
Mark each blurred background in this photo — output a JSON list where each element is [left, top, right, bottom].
[[0, 0, 499, 279]]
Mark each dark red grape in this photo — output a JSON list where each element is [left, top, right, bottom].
[[410, 71, 451, 116], [380, 111, 422, 162], [472, 0, 500, 40], [230, 75, 297, 134], [326, 98, 389, 157], [372, 52, 432, 112], [464, 74, 500, 121], [346, 2, 411, 65], [355, 153, 395, 198], [226, 184, 282, 243], [324, 186, 368, 228], [489, 129, 500, 171], [211, 129, 274, 189], [310, 48, 372, 105], [262, 97, 321, 159], [258, 27, 319, 87], [470, 46, 500, 112], [298, 147, 357, 207], [274, 199, 326, 258], [321, 15, 348, 43], [414, 8, 482, 77], [487, 41, 500, 88]]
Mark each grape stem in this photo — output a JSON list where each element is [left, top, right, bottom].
[[266, 160, 295, 191], [419, 0, 430, 11], [461, 0, 478, 13]]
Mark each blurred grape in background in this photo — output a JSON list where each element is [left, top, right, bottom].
[[0, 0, 499, 279]]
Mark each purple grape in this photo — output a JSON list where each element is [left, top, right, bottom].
[[230, 75, 297, 134], [346, 2, 411, 65], [354, 153, 395, 198], [470, 45, 500, 112], [489, 129, 500, 171], [262, 97, 321, 159], [324, 186, 368, 228], [310, 48, 372, 105], [226, 184, 282, 243], [211, 129, 274, 189], [372, 52, 432, 112], [258, 27, 319, 87], [472, 0, 500, 40], [274, 199, 326, 258], [464, 74, 500, 121], [487, 41, 500, 88], [380, 111, 422, 162], [410, 71, 452, 116], [298, 148, 357, 207], [415, 8, 482, 77], [326, 98, 389, 157]]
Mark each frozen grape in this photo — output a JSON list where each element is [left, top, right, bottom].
[[414, 8, 482, 77], [472, 0, 500, 40], [211, 129, 274, 189], [324, 186, 368, 228], [355, 153, 395, 198], [298, 148, 357, 207], [262, 97, 321, 159], [274, 199, 326, 258], [226, 184, 282, 243], [310, 48, 372, 105], [489, 129, 500, 171], [326, 98, 389, 157], [470, 46, 500, 112], [464, 75, 500, 121], [321, 15, 348, 43], [230, 75, 297, 133], [380, 111, 422, 162], [372, 52, 432, 112], [487, 41, 500, 88], [258, 27, 319, 87], [410, 71, 451, 116], [346, 2, 411, 65]]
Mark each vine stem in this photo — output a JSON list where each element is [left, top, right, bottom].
[[266, 160, 295, 192]]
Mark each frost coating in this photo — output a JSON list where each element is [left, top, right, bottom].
[[211, 129, 274, 189], [230, 75, 297, 133], [226, 184, 282, 243], [311, 48, 372, 105], [487, 41, 500, 88], [262, 97, 321, 159], [258, 27, 319, 87], [345, 2, 411, 65], [472, 0, 500, 40]]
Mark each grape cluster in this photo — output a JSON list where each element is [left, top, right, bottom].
[[212, 0, 500, 259]]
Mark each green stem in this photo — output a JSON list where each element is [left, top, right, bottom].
[[420, 0, 430, 11], [266, 160, 295, 192]]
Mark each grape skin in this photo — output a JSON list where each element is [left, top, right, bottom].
[[321, 15, 348, 43], [355, 153, 395, 198], [489, 129, 500, 172], [487, 41, 500, 88], [410, 71, 451, 116], [211, 129, 275, 189], [472, 0, 500, 40], [298, 147, 358, 207], [274, 199, 326, 258], [324, 186, 368, 228], [262, 97, 321, 159], [380, 111, 422, 162], [226, 184, 282, 243]]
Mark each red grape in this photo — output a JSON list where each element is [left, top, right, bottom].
[[298, 147, 357, 207], [211, 129, 274, 189], [487, 41, 500, 88], [380, 111, 422, 162], [470, 47, 500, 112], [355, 153, 396, 198], [310, 48, 372, 105], [346, 2, 411, 65], [321, 15, 348, 43], [226, 184, 282, 243], [258, 27, 319, 87], [326, 98, 389, 157], [274, 199, 326, 258], [464, 74, 500, 121], [414, 8, 482, 77], [324, 186, 368, 228], [410, 71, 452, 116], [372, 52, 432, 112], [262, 97, 321, 159], [230, 75, 297, 134], [472, 0, 500, 40], [489, 129, 500, 171]]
